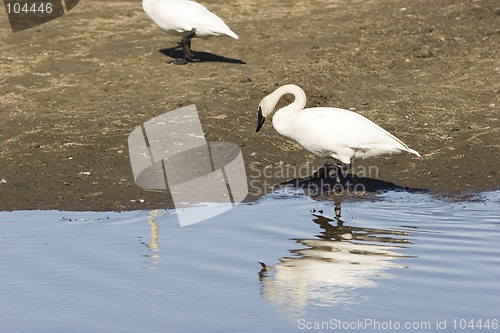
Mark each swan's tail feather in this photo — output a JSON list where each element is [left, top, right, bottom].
[[224, 29, 239, 39], [407, 148, 422, 158]]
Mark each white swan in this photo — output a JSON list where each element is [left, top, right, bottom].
[[256, 84, 421, 167], [142, 0, 239, 64]]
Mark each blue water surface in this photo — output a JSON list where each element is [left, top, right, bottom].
[[1, 190, 499, 333]]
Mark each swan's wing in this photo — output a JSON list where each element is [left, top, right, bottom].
[[289, 107, 417, 158]]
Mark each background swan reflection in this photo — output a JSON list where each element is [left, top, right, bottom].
[[259, 205, 413, 320]]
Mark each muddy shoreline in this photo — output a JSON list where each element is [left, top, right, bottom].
[[0, 0, 498, 211]]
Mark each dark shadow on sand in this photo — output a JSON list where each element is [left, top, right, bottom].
[[281, 172, 428, 198], [159, 46, 246, 64]]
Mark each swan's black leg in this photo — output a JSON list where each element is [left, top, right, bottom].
[[181, 29, 196, 61], [312, 164, 330, 179], [316, 162, 351, 183], [334, 163, 351, 183], [170, 29, 196, 65]]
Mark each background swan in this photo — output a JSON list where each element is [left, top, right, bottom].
[[142, 0, 239, 64], [256, 84, 421, 169]]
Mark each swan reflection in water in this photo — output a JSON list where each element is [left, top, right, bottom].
[[259, 202, 412, 320], [140, 210, 162, 269]]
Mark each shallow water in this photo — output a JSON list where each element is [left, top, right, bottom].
[[1, 191, 499, 332]]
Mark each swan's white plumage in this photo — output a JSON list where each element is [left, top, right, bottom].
[[257, 84, 421, 165], [142, 0, 239, 39]]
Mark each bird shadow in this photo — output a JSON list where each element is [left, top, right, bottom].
[[159, 46, 246, 64], [280, 169, 428, 198]]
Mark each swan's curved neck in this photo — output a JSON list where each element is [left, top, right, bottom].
[[270, 84, 307, 116], [266, 84, 307, 137]]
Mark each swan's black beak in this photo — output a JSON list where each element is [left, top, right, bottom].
[[256, 106, 265, 133]]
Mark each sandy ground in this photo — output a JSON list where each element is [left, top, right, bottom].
[[0, 0, 499, 211]]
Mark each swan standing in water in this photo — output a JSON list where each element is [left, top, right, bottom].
[[142, 0, 239, 64], [256, 84, 421, 176]]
